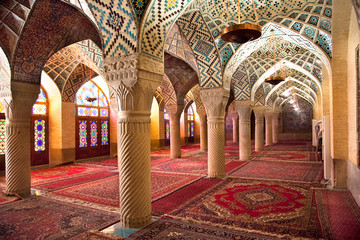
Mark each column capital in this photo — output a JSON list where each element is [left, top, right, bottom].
[[165, 104, 184, 120], [103, 54, 162, 115], [264, 109, 274, 119], [196, 106, 207, 118], [234, 100, 253, 120], [200, 87, 229, 119]]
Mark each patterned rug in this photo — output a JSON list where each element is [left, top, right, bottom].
[[79, 158, 118, 167], [127, 216, 285, 239], [76, 230, 124, 240], [252, 151, 313, 162], [0, 196, 119, 239], [152, 178, 221, 216], [48, 172, 203, 209], [32, 171, 117, 192], [0, 193, 21, 206], [229, 161, 323, 183], [31, 164, 115, 186], [169, 178, 322, 239], [315, 189, 360, 240]]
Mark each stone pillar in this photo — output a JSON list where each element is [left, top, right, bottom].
[[231, 114, 239, 143], [253, 106, 265, 152], [200, 88, 229, 178], [224, 112, 228, 146], [197, 107, 207, 151], [235, 101, 253, 161], [103, 55, 162, 228], [166, 104, 183, 158], [272, 110, 280, 144], [265, 110, 273, 146], [1, 82, 39, 197]]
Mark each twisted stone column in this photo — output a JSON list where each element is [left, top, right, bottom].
[[235, 101, 253, 161], [1, 82, 39, 197], [200, 88, 229, 178], [272, 111, 280, 144], [166, 105, 183, 158], [265, 110, 273, 146], [253, 106, 265, 152], [231, 114, 239, 143], [224, 113, 228, 146], [104, 54, 162, 228], [197, 107, 207, 151]]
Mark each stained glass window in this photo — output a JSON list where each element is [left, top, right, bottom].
[[165, 121, 170, 139], [78, 107, 98, 117], [90, 121, 98, 147], [100, 109, 109, 117], [79, 120, 87, 147], [164, 108, 169, 120], [0, 118, 5, 155], [32, 88, 47, 115], [76, 81, 109, 107], [101, 121, 108, 145], [0, 103, 4, 113], [34, 120, 45, 152], [187, 105, 194, 121], [36, 88, 47, 103], [187, 104, 195, 138]]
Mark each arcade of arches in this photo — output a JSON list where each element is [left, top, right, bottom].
[[0, 0, 360, 238]]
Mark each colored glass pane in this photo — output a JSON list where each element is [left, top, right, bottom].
[[164, 108, 169, 120], [0, 103, 3, 113], [34, 120, 45, 152], [188, 123, 190, 137], [79, 120, 87, 147], [191, 122, 194, 137], [90, 121, 98, 147], [101, 121, 109, 145], [0, 119, 5, 155], [32, 104, 47, 115], [78, 107, 98, 117], [187, 105, 194, 121], [166, 121, 170, 139], [98, 91, 108, 107], [187, 106, 193, 114], [100, 109, 109, 117], [36, 88, 47, 103], [76, 81, 99, 107]]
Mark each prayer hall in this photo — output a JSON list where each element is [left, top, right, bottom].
[[0, 0, 360, 239]]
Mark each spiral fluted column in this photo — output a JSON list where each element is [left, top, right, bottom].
[[166, 105, 183, 158], [2, 82, 39, 197], [197, 107, 207, 151], [231, 114, 239, 143], [272, 111, 280, 144], [103, 55, 163, 228], [253, 106, 265, 152], [200, 88, 229, 178], [235, 101, 253, 161], [265, 110, 274, 146]]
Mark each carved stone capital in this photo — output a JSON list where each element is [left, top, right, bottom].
[[200, 87, 229, 119], [253, 106, 266, 119], [196, 106, 207, 118], [264, 110, 274, 121], [234, 100, 253, 121], [139, 54, 164, 76], [165, 104, 184, 121]]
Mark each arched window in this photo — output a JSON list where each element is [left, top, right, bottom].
[[31, 87, 49, 166], [75, 80, 110, 159], [187, 103, 195, 142], [164, 108, 170, 146]]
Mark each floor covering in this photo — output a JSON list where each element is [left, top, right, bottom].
[[1, 140, 360, 239]]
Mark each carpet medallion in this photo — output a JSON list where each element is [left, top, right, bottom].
[[0, 196, 119, 240], [170, 178, 322, 238], [315, 189, 360, 240], [229, 161, 323, 183], [127, 217, 285, 239], [49, 172, 202, 208]]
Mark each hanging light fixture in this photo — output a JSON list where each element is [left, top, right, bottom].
[[265, 30, 285, 85], [221, 0, 262, 44]]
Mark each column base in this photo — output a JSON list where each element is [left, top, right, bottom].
[[239, 155, 251, 161], [255, 147, 264, 152], [208, 171, 225, 179], [120, 215, 152, 228], [5, 188, 31, 197]]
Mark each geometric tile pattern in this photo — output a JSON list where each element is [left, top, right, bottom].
[[188, 84, 204, 110], [254, 85, 266, 107], [62, 63, 98, 102], [76, 40, 103, 69], [87, 0, 137, 58], [177, 11, 222, 87], [140, 0, 193, 60], [353, 0, 360, 29], [43, 44, 100, 91], [130, 0, 150, 22], [164, 23, 199, 73], [0, 48, 10, 84], [160, 74, 177, 106], [154, 88, 165, 109], [232, 64, 250, 101]]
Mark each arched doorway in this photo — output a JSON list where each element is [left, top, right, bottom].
[[164, 108, 170, 146], [75, 80, 110, 160], [187, 103, 195, 143], [31, 87, 49, 166]]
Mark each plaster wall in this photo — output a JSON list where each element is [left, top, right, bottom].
[[150, 97, 161, 150]]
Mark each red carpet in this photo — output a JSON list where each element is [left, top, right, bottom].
[[152, 178, 221, 216], [252, 151, 312, 162], [49, 172, 202, 208], [31, 164, 115, 186], [0, 196, 119, 239], [0, 193, 20, 205], [169, 178, 322, 238], [315, 189, 360, 240], [229, 161, 323, 183], [127, 216, 282, 240], [79, 157, 118, 167]]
